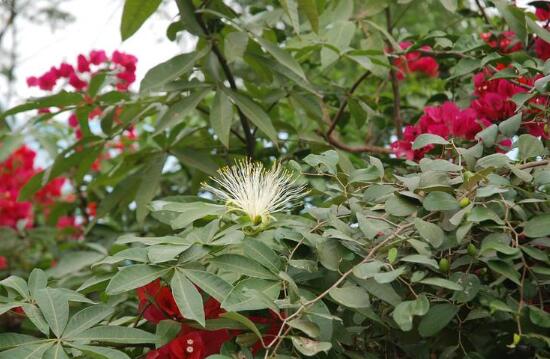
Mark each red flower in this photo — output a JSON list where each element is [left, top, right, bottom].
[[89, 50, 107, 65], [249, 311, 284, 353], [26, 76, 38, 87], [0, 256, 8, 270], [69, 73, 88, 91], [137, 279, 181, 324], [68, 114, 79, 128], [37, 68, 59, 91], [480, 31, 522, 54], [147, 332, 205, 359], [57, 63, 75, 78], [535, 37, 550, 60], [77, 54, 90, 72], [394, 41, 439, 80], [536, 7, 550, 21], [88, 107, 103, 119], [87, 202, 97, 217]]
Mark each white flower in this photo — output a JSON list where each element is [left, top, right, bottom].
[[202, 160, 306, 224]]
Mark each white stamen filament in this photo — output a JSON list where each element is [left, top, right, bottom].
[[202, 160, 306, 222]]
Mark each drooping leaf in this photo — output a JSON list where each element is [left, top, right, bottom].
[[171, 270, 205, 327], [120, 0, 162, 41]]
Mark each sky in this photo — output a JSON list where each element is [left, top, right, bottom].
[[9, 0, 195, 106]]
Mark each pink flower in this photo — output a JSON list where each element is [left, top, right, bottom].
[[89, 50, 107, 65], [37, 68, 59, 91], [77, 54, 90, 72], [0, 256, 8, 270], [68, 114, 79, 128], [536, 7, 550, 21], [480, 31, 522, 54], [88, 107, 103, 119], [26, 76, 38, 87], [116, 71, 136, 84], [535, 37, 550, 60], [69, 73, 88, 91], [57, 63, 75, 78], [394, 42, 439, 80]]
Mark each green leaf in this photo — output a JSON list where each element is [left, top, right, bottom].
[[0, 91, 83, 119], [0, 342, 52, 359], [423, 191, 459, 211], [72, 326, 158, 344], [414, 218, 444, 248], [0, 276, 29, 299], [419, 277, 463, 291], [0, 333, 41, 350], [494, 0, 527, 44], [529, 305, 550, 328], [224, 31, 248, 63], [400, 254, 439, 270], [171, 270, 205, 327], [211, 254, 277, 280], [34, 288, 69, 338], [374, 267, 406, 284], [329, 285, 370, 308], [418, 304, 458, 337], [487, 260, 521, 285], [243, 239, 282, 274], [287, 319, 320, 338], [43, 343, 69, 359], [21, 304, 49, 335], [221, 279, 280, 311], [412, 133, 449, 150], [392, 295, 429, 331], [48, 251, 105, 279], [162, 201, 225, 229], [291, 337, 332, 356], [527, 16, 550, 43], [120, 0, 162, 40], [280, 0, 300, 33], [210, 90, 233, 148], [63, 304, 114, 337], [136, 153, 167, 222], [439, 0, 457, 11], [172, 148, 219, 176], [28, 269, 47, 298], [255, 37, 305, 80], [155, 89, 210, 133], [524, 214, 550, 238], [385, 195, 417, 217], [220, 312, 264, 342], [184, 270, 233, 303], [0, 134, 24, 162], [298, 0, 319, 32], [106, 265, 168, 295], [140, 46, 211, 92], [518, 134, 545, 160], [498, 113, 522, 137], [70, 345, 130, 359]]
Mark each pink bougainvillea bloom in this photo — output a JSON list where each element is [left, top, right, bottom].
[[394, 41, 439, 80], [57, 63, 75, 78], [68, 73, 88, 91], [535, 37, 550, 60], [116, 71, 136, 84], [88, 107, 103, 119], [89, 50, 107, 65], [37, 68, 59, 91], [77, 54, 90, 72], [480, 31, 522, 54], [26, 76, 38, 87], [536, 7, 550, 21]]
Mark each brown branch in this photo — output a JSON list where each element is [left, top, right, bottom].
[[175, 0, 256, 157], [326, 71, 370, 137], [518, 159, 549, 170], [475, 0, 491, 25], [385, 8, 403, 139]]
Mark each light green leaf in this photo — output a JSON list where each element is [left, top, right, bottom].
[[210, 90, 233, 148], [224, 31, 248, 63], [223, 88, 278, 144], [423, 191, 459, 211], [524, 214, 550, 238], [136, 153, 167, 222], [184, 270, 233, 303], [255, 37, 305, 79], [0, 333, 41, 351], [0, 342, 52, 359], [171, 270, 205, 326], [70, 344, 130, 359], [414, 218, 444, 248], [418, 304, 458, 337], [211, 254, 277, 280], [392, 295, 429, 331], [518, 134, 545, 160], [63, 304, 114, 337], [140, 46, 210, 92], [412, 134, 449, 150], [419, 277, 463, 291], [34, 288, 69, 338], [72, 326, 158, 344], [329, 285, 370, 308], [291, 337, 332, 356], [43, 343, 69, 359], [155, 89, 210, 133], [287, 319, 320, 338], [106, 265, 168, 295], [0, 276, 29, 299], [243, 239, 282, 274], [120, 0, 162, 41], [298, 0, 319, 32]]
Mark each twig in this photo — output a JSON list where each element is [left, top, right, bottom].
[[175, 0, 256, 157], [518, 159, 549, 170], [475, 0, 491, 25], [385, 8, 403, 139]]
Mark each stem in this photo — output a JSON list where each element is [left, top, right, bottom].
[[385, 8, 403, 139], [174, 0, 255, 157], [475, 0, 491, 25]]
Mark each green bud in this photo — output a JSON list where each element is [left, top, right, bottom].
[[439, 258, 450, 272], [467, 243, 477, 257], [459, 197, 470, 208]]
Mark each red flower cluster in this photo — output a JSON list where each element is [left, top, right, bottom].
[[137, 280, 283, 359], [0, 146, 70, 229], [480, 31, 523, 54], [394, 41, 439, 80], [536, 6, 550, 22], [391, 63, 548, 160], [26, 49, 137, 92]]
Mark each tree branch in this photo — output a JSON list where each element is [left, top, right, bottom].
[[385, 8, 403, 139], [475, 0, 490, 25], [175, 0, 256, 157]]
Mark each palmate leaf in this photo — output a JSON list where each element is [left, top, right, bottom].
[[106, 265, 168, 295], [63, 304, 114, 337], [0, 342, 52, 359], [70, 326, 158, 344], [170, 270, 205, 327], [34, 288, 69, 338]]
